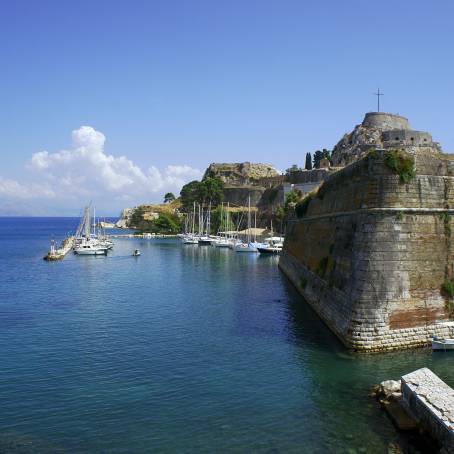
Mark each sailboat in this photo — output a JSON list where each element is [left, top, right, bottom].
[[182, 202, 199, 244], [198, 202, 213, 245], [256, 219, 285, 254], [234, 196, 258, 252], [215, 203, 231, 247], [74, 205, 110, 255]]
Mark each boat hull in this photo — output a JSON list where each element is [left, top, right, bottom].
[[257, 247, 282, 255], [215, 242, 231, 248], [234, 245, 257, 252], [432, 339, 454, 350], [74, 249, 107, 255]]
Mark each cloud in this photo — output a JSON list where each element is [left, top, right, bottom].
[[0, 177, 55, 199], [0, 126, 202, 215]]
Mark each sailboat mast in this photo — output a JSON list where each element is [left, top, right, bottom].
[[247, 195, 251, 244], [254, 209, 257, 242], [84, 206, 90, 238], [207, 201, 211, 236], [192, 202, 196, 235]]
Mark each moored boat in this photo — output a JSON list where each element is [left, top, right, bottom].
[[431, 337, 454, 351], [257, 237, 284, 254], [198, 236, 213, 245], [234, 242, 258, 252], [73, 204, 113, 256], [182, 235, 199, 244]]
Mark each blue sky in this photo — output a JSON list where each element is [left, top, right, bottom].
[[1, 0, 453, 215]]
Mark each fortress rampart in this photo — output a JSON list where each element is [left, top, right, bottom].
[[382, 130, 433, 147], [279, 150, 454, 352], [362, 112, 410, 130]]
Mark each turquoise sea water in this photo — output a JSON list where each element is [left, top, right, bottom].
[[0, 217, 452, 453]]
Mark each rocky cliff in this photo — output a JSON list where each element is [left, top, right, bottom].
[[203, 162, 278, 186], [280, 113, 454, 352]]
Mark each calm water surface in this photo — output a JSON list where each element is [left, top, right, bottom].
[[0, 217, 452, 453]]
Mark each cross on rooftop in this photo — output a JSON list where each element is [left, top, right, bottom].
[[374, 88, 384, 112]]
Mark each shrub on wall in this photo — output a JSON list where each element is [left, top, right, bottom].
[[295, 195, 313, 218], [384, 150, 416, 183]]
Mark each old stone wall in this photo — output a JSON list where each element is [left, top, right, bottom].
[[279, 150, 454, 351], [362, 112, 410, 130], [222, 186, 265, 207], [382, 130, 433, 147]]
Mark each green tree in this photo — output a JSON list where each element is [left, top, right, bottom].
[[284, 189, 302, 212], [129, 206, 145, 228], [313, 150, 323, 169], [285, 164, 299, 175], [136, 213, 181, 234], [305, 152, 313, 170], [199, 177, 224, 206], [179, 177, 224, 212], [322, 148, 332, 163], [153, 213, 180, 233], [313, 149, 332, 168], [180, 180, 202, 211], [164, 192, 175, 203]]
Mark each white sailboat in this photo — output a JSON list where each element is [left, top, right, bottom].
[[215, 203, 231, 247], [198, 202, 213, 245], [234, 196, 257, 253], [182, 202, 199, 244], [74, 205, 110, 255]]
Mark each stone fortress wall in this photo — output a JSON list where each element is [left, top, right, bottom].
[[362, 112, 410, 130], [381, 129, 433, 147], [279, 112, 454, 352]]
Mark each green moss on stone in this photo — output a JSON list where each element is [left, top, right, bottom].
[[384, 150, 416, 183]]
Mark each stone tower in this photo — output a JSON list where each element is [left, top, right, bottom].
[[331, 112, 441, 167]]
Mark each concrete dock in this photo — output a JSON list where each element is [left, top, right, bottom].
[[43, 236, 74, 261]]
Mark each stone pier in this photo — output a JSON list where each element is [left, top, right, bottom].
[[401, 368, 454, 453]]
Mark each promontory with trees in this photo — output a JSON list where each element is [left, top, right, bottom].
[[124, 151, 337, 235]]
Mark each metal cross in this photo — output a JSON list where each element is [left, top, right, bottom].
[[374, 88, 384, 112]]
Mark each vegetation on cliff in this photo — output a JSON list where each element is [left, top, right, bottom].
[[295, 194, 314, 218], [129, 202, 182, 234], [180, 177, 224, 212], [384, 150, 416, 183], [131, 208, 181, 234]]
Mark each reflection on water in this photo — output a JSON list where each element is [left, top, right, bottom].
[[0, 218, 447, 453]]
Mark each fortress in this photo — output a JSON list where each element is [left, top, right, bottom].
[[279, 112, 454, 352], [331, 112, 441, 166]]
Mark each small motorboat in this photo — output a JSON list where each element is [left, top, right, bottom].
[[431, 336, 454, 351], [133, 249, 141, 256]]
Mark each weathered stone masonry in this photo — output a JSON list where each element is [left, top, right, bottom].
[[279, 151, 454, 351]]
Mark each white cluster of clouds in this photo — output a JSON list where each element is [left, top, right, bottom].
[[0, 126, 202, 215]]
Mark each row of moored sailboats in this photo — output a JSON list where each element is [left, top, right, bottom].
[[180, 198, 284, 254]]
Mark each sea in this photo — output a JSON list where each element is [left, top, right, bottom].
[[0, 217, 452, 453]]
